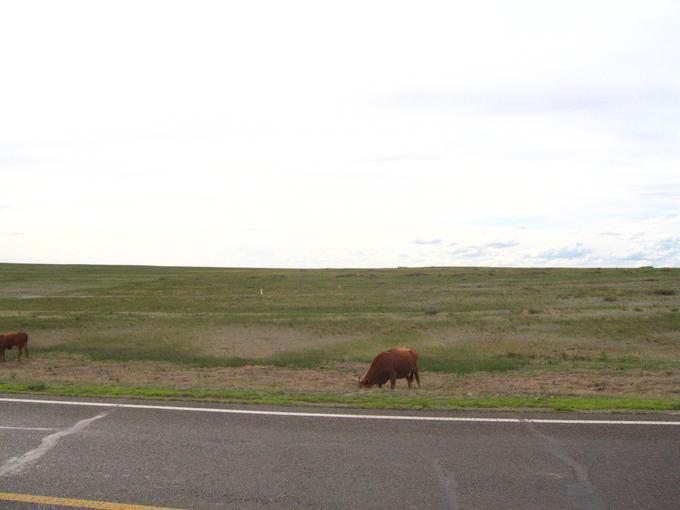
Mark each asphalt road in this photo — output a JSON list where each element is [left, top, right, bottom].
[[1, 395, 679, 509]]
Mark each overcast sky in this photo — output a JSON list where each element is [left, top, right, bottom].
[[1, 0, 679, 268]]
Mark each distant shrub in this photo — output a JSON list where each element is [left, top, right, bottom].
[[651, 289, 677, 296]]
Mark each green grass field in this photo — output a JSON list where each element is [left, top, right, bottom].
[[1, 263, 678, 410]]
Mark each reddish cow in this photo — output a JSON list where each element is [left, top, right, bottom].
[[358, 348, 420, 389], [0, 331, 29, 362]]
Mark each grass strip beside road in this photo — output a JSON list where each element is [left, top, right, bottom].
[[1, 382, 678, 412]]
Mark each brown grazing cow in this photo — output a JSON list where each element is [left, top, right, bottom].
[[0, 331, 29, 362], [358, 348, 420, 389]]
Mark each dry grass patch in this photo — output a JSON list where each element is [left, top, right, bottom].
[[194, 325, 358, 358], [24, 329, 75, 349], [2, 357, 678, 399]]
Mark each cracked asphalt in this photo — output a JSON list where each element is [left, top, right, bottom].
[[1, 395, 679, 509]]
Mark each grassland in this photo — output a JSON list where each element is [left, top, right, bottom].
[[0, 263, 678, 411]]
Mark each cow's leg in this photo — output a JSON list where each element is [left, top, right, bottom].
[[389, 377, 396, 390], [406, 373, 413, 388], [0, 348, 4, 362], [414, 368, 420, 387]]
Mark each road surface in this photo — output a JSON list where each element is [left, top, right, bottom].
[[1, 395, 679, 509]]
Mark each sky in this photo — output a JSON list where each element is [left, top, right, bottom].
[[1, 0, 679, 268]]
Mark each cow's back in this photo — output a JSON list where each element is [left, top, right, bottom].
[[0, 332, 28, 348], [385, 348, 418, 376]]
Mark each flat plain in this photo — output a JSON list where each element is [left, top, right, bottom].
[[0, 263, 678, 410]]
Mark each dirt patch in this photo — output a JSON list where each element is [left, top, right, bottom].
[[1, 357, 678, 398], [419, 328, 482, 347], [446, 370, 680, 398], [0, 357, 360, 393], [0, 311, 34, 317], [24, 330, 74, 349], [194, 326, 356, 358], [25, 325, 358, 360]]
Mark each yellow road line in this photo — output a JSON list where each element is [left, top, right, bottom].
[[0, 492, 184, 509]]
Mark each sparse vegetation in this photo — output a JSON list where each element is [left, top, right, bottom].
[[652, 289, 677, 296], [1, 263, 678, 410]]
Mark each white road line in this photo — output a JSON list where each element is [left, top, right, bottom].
[[0, 426, 59, 431], [1, 397, 679, 426]]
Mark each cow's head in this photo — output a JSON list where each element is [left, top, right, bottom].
[[356, 377, 373, 389]]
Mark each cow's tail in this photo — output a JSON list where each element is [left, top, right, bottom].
[[409, 348, 419, 386], [20, 331, 29, 359]]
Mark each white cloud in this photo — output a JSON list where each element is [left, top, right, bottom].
[[485, 241, 519, 250], [531, 243, 594, 267], [1, 1, 679, 267], [413, 239, 444, 246]]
